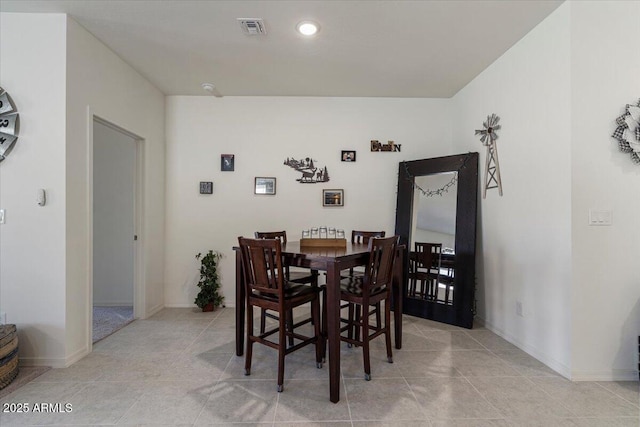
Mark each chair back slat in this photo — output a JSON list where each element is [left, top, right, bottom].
[[351, 230, 385, 245], [363, 236, 398, 296], [239, 237, 285, 300], [255, 231, 288, 244]]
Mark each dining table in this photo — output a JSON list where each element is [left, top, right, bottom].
[[234, 240, 405, 403]]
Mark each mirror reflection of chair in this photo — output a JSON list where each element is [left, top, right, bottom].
[[334, 235, 399, 381], [409, 242, 442, 300], [238, 236, 323, 392], [255, 231, 319, 342], [439, 251, 455, 305]]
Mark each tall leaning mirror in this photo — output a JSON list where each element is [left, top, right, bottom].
[[394, 153, 479, 328]]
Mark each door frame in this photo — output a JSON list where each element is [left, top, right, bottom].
[[87, 110, 145, 349]]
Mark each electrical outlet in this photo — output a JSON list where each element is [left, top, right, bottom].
[[516, 301, 523, 317]]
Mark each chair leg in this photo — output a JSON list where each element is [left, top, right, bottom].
[[361, 303, 371, 381], [384, 300, 393, 363], [347, 303, 354, 348], [245, 305, 254, 376], [375, 302, 381, 330], [312, 297, 323, 368], [260, 308, 267, 334], [277, 309, 286, 392], [354, 305, 362, 344], [287, 309, 295, 347]]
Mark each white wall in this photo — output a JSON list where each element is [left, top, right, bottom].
[[0, 13, 165, 366], [452, 0, 640, 380], [569, 0, 640, 380], [451, 4, 573, 376], [0, 13, 68, 366], [65, 17, 166, 362], [93, 121, 135, 306], [164, 97, 452, 307]]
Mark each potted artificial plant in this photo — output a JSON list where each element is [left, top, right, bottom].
[[194, 250, 225, 312]]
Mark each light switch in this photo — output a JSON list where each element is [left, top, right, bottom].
[[589, 209, 612, 226]]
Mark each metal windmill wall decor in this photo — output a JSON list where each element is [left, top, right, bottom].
[[475, 114, 503, 198], [611, 99, 640, 165]]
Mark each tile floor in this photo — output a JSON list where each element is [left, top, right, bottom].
[[1, 307, 638, 426]]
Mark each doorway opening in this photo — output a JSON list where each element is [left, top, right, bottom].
[[91, 116, 143, 343]]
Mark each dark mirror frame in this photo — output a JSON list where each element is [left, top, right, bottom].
[[394, 152, 479, 328]]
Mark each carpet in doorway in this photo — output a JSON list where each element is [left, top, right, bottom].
[[93, 306, 134, 343]]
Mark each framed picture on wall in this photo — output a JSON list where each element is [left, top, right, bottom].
[[323, 189, 344, 207], [221, 154, 235, 171], [199, 181, 213, 194], [341, 150, 356, 162], [254, 177, 276, 195]]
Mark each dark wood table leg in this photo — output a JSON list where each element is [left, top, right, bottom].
[[326, 261, 341, 403], [393, 248, 404, 349], [235, 249, 245, 356]]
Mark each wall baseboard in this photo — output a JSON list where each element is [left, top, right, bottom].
[[18, 347, 88, 369], [164, 303, 235, 308], [144, 303, 164, 319], [478, 316, 572, 379], [570, 370, 639, 382]]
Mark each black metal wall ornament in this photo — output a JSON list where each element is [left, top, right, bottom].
[[371, 140, 401, 152], [284, 157, 330, 183], [0, 87, 20, 163], [475, 114, 503, 198], [611, 99, 640, 165]]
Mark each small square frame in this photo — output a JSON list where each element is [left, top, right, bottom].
[[221, 154, 235, 171], [341, 150, 356, 162], [323, 189, 344, 207], [199, 181, 213, 194], [254, 177, 276, 195]]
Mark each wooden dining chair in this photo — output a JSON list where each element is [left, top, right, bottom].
[[255, 231, 319, 341], [238, 236, 323, 392], [342, 230, 386, 340], [336, 235, 399, 381], [409, 242, 442, 300]]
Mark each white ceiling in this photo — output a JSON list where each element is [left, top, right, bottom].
[[0, 0, 563, 97]]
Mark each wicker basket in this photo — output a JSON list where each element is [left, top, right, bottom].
[[0, 324, 19, 390]]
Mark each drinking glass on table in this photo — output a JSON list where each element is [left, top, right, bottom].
[[319, 226, 328, 238], [311, 227, 319, 238], [302, 229, 310, 239], [336, 229, 345, 239], [328, 227, 336, 238]]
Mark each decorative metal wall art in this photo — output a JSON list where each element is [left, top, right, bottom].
[[371, 140, 401, 152], [475, 114, 503, 198], [611, 99, 640, 165], [0, 87, 19, 163], [284, 157, 330, 183]]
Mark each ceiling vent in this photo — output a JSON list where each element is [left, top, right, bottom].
[[237, 18, 267, 36]]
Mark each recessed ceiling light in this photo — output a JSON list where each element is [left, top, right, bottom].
[[296, 21, 319, 36], [201, 83, 216, 93], [201, 83, 223, 98]]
